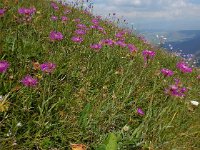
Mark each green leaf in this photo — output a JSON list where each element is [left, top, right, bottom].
[[104, 133, 118, 150]]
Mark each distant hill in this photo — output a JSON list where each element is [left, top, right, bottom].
[[163, 30, 200, 55]]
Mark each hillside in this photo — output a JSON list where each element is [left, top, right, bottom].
[[0, 0, 200, 149]]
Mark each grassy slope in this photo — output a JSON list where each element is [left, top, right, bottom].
[[0, 0, 200, 149]]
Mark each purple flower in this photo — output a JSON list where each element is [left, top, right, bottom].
[[176, 62, 192, 73], [161, 68, 174, 77], [115, 40, 127, 48], [101, 39, 114, 46], [90, 43, 102, 51], [142, 50, 156, 65], [21, 75, 38, 87], [76, 24, 87, 29], [0, 60, 9, 73], [18, 7, 36, 15], [74, 29, 86, 36], [127, 44, 137, 53], [49, 31, 63, 41], [51, 1, 59, 10], [0, 9, 6, 16], [137, 108, 144, 116], [165, 79, 187, 97], [91, 18, 99, 25], [61, 16, 68, 22], [51, 16, 58, 21], [40, 62, 56, 73], [71, 36, 83, 43]]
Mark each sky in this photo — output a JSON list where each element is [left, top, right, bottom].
[[64, 0, 200, 31]]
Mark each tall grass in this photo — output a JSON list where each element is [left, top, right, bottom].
[[0, 0, 200, 149]]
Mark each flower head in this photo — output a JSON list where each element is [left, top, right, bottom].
[[51, 16, 58, 21], [74, 29, 86, 36], [142, 50, 156, 65], [49, 31, 63, 41], [40, 62, 56, 73], [176, 62, 192, 73], [0, 60, 9, 73], [61, 16, 68, 22], [21, 75, 38, 87], [137, 108, 144, 116], [51, 1, 59, 10], [190, 100, 199, 107], [90, 43, 102, 51], [0, 9, 6, 16], [127, 44, 137, 53], [161, 68, 174, 77], [71, 36, 83, 43], [18, 7, 36, 15], [115, 40, 127, 48], [101, 39, 114, 46]]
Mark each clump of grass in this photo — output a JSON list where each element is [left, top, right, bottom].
[[0, 0, 200, 149]]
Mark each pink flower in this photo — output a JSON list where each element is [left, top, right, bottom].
[[0, 9, 6, 16], [176, 62, 192, 73], [74, 29, 86, 36], [21, 75, 38, 87], [127, 44, 137, 53], [49, 31, 63, 41], [90, 43, 102, 51], [18, 7, 36, 15], [115, 40, 127, 48], [40, 62, 56, 73], [71, 36, 83, 43], [101, 39, 114, 46], [76, 24, 87, 29], [61, 16, 68, 22], [161, 68, 174, 77], [165, 79, 187, 97], [0, 60, 9, 73], [51, 2, 59, 10], [51, 16, 58, 21], [197, 75, 200, 80], [142, 50, 156, 65], [137, 108, 144, 116]]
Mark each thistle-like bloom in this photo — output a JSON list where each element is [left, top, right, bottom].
[[165, 79, 187, 97], [176, 62, 192, 73], [21, 75, 38, 87], [61, 16, 68, 22], [76, 24, 87, 29], [49, 31, 63, 41], [18, 7, 36, 15], [115, 40, 127, 48], [51, 1, 59, 10], [40, 62, 56, 73], [71, 36, 83, 43], [90, 44, 102, 51], [142, 50, 156, 65], [0, 60, 9, 73], [75, 29, 86, 36], [137, 108, 144, 116], [127, 44, 137, 53], [51, 16, 58, 21], [161, 68, 174, 77], [101, 39, 114, 46], [0, 9, 6, 16]]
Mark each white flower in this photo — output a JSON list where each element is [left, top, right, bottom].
[[122, 125, 130, 132], [16, 122, 22, 127], [190, 100, 199, 107]]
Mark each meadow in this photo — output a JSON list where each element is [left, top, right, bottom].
[[0, 0, 200, 149]]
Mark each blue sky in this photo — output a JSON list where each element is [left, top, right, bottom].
[[64, 0, 200, 31]]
